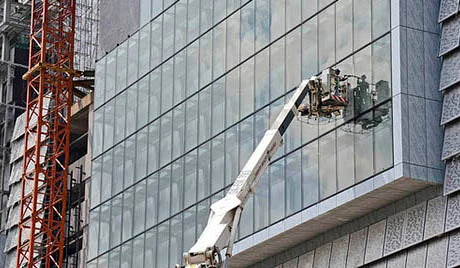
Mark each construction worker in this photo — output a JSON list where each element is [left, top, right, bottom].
[[332, 69, 347, 96]]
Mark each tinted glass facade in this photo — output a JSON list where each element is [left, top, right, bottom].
[[89, 0, 393, 267]]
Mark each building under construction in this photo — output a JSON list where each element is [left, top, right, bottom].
[[1, 0, 460, 268]]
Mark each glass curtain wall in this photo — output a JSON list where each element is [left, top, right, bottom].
[[89, 0, 393, 267]]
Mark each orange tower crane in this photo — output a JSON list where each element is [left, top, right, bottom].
[[16, 0, 77, 267]]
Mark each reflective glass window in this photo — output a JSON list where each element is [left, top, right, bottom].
[[186, 41, 199, 96], [227, 0, 240, 14], [240, 116, 254, 168], [160, 111, 173, 167], [199, 86, 212, 144], [90, 158, 101, 208], [114, 91, 126, 144], [126, 85, 137, 136], [374, 104, 393, 173], [319, 131, 337, 199], [372, 0, 391, 38], [254, 171, 269, 230], [212, 78, 225, 136], [94, 59, 105, 108], [122, 187, 134, 241], [302, 18, 318, 78], [88, 208, 99, 260], [171, 159, 184, 214], [140, 0, 151, 25], [270, 38, 285, 100], [355, 112, 374, 182], [226, 67, 240, 127], [93, 109, 103, 157], [200, 0, 213, 34], [103, 99, 115, 151], [146, 173, 159, 228], [159, 167, 171, 221], [101, 151, 113, 202], [98, 252, 109, 268], [170, 215, 183, 266], [134, 180, 146, 235], [318, 5, 335, 69], [240, 59, 255, 118], [150, 19, 163, 68], [110, 195, 123, 248], [337, 124, 355, 190], [270, 0, 285, 41], [319, 0, 334, 9], [184, 149, 198, 206], [157, 222, 170, 268], [151, 0, 163, 18], [149, 69, 161, 119], [174, 51, 186, 105], [133, 234, 145, 268], [185, 95, 198, 151], [163, 9, 175, 60], [239, 194, 254, 238], [225, 125, 239, 185], [286, 28, 301, 90], [148, 120, 160, 174], [198, 143, 211, 200], [162, 61, 174, 113], [336, 0, 353, 60], [211, 134, 225, 193], [116, 43, 128, 93], [214, 0, 226, 23], [120, 240, 133, 268], [270, 159, 285, 223], [373, 35, 391, 105], [286, 150, 302, 215], [187, 0, 200, 42], [241, 2, 255, 60], [124, 136, 136, 188], [354, 46, 373, 112], [175, 3, 187, 52], [144, 228, 157, 267], [99, 203, 110, 253], [255, 49, 269, 110], [183, 206, 197, 251], [197, 199, 211, 235], [302, 140, 319, 207], [127, 32, 139, 85], [139, 26, 151, 77], [302, 0, 317, 20], [200, 33, 213, 88], [172, 102, 185, 159], [213, 23, 227, 78], [227, 11, 241, 70], [286, 0, 301, 30], [354, 0, 371, 49], [108, 246, 121, 268], [137, 75, 149, 128], [112, 143, 124, 196], [106, 53, 116, 101], [255, 0, 270, 51]]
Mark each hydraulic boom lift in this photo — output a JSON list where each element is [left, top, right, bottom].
[[178, 68, 351, 268]]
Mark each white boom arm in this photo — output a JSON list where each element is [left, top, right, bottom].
[[179, 75, 321, 268]]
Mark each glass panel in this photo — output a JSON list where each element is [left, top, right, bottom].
[[150, 19, 163, 68], [98, 252, 109, 268], [319, 131, 337, 199], [139, 26, 151, 77], [185, 95, 198, 152], [255, 49, 269, 110], [148, 120, 160, 174], [200, 33, 213, 88], [93, 109, 103, 158], [127, 32, 139, 85], [144, 228, 157, 267], [286, 28, 301, 90], [337, 124, 355, 190], [254, 171, 269, 230], [137, 75, 149, 128], [94, 57, 105, 108], [149, 69, 161, 119], [114, 91, 126, 144], [110, 195, 122, 248], [354, 46, 373, 112], [126, 84, 137, 136], [240, 59, 254, 118], [302, 140, 319, 207], [159, 167, 171, 221], [241, 2, 255, 60], [103, 99, 115, 151], [239, 194, 254, 238], [163, 9, 175, 59], [172, 102, 185, 159], [146, 173, 158, 228], [336, 0, 353, 60], [212, 78, 225, 136], [270, 38, 285, 100], [120, 240, 132, 268], [171, 159, 184, 214], [374, 103, 393, 172], [198, 143, 211, 200], [213, 23, 226, 78], [122, 187, 134, 241], [133, 180, 146, 235], [116, 42, 128, 93], [140, 0, 151, 25], [214, 0, 226, 23], [88, 208, 99, 260], [101, 151, 113, 202], [225, 125, 239, 185], [187, 0, 200, 42], [227, 0, 241, 14], [270, 159, 285, 223], [112, 143, 124, 196], [286, 150, 302, 215], [183, 206, 196, 252], [175, 3, 187, 52], [108, 246, 121, 268], [197, 199, 210, 235], [106, 53, 116, 102], [318, 5, 335, 69], [161, 61, 174, 113], [372, 0, 391, 38], [270, 99, 285, 157], [270, 0, 285, 41], [186, 41, 199, 96], [302, 0, 317, 20], [226, 11, 241, 70], [286, 0, 301, 30], [157, 222, 170, 268], [90, 157, 101, 208], [226, 67, 240, 127], [170, 215, 183, 266], [174, 51, 186, 105], [355, 112, 374, 182], [151, 0, 163, 18], [133, 234, 145, 268], [124, 136, 136, 188], [373, 35, 391, 105], [255, 0, 270, 51], [302, 17, 318, 78], [99, 203, 110, 253], [160, 111, 172, 167], [211, 134, 225, 193], [184, 149, 198, 207], [354, 0, 371, 50], [239, 116, 254, 168], [200, 0, 213, 33], [198, 86, 212, 144]]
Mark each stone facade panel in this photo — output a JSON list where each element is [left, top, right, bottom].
[[364, 220, 386, 264], [384, 212, 405, 255]]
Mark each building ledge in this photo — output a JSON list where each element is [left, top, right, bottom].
[[228, 166, 439, 267]]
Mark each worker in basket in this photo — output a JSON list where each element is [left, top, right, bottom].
[[332, 68, 348, 96]]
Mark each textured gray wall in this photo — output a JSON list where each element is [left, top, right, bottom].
[[98, 0, 140, 56]]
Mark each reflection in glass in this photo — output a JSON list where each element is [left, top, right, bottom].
[[199, 86, 212, 144], [286, 150, 302, 215], [213, 23, 226, 78], [149, 69, 161, 119], [159, 167, 171, 221], [240, 59, 255, 118], [148, 120, 160, 174], [146, 173, 159, 228], [114, 91, 126, 144], [124, 136, 135, 188], [212, 78, 225, 136], [122, 187, 133, 241], [110, 195, 122, 248], [170, 215, 183, 266], [226, 68, 240, 127], [270, 38, 285, 100], [171, 159, 184, 214], [88, 208, 99, 260], [200, 32, 213, 87], [157, 222, 169, 268], [101, 152, 113, 202], [255, 0, 270, 51], [133, 234, 145, 268], [227, 11, 241, 70], [286, 28, 301, 90], [127, 33, 139, 85], [139, 26, 150, 77], [161, 61, 174, 113], [163, 9, 175, 59], [211, 134, 225, 193], [103, 100, 114, 151], [318, 5, 335, 69], [133, 180, 146, 235], [241, 2, 255, 60], [116, 43, 128, 93], [175, 3, 187, 52], [302, 18, 318, 79], [184, 149, 198, 207], [270, 159, 285, 223], [136, 129, 148, 182], [144, 228, 157, 267], [150, 20, 162, 68], [337, 126, 355, 190], [99, 203, 110, 253], [137, 75, 149, 128], [270, 0, 285, 41], [255, 49, 269, 110], [319, 131, 336, 199], [354, 0, 371, 49], [160, 111, 172, 167], [120, 240, 132, 268], [336, 0, 353, 60], [302, 141, 319, 207], [198, 143, 211, 200], [90, 158, 101, 208], [126, 85, 137, 136]]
